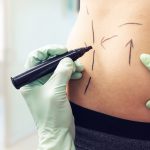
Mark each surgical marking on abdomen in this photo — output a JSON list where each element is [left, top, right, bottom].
[[84, 77, 92, 95]]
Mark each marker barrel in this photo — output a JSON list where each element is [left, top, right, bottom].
[[11, 46, 92, 89]]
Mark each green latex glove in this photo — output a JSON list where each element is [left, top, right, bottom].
[[140, 53, 150, 109], [20, 45, 84, 150]]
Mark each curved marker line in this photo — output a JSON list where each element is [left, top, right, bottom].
[[119, 22, 143, 27]]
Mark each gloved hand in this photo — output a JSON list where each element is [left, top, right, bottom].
[[20, 45, 84, 150], [140, 53, 150, 109]]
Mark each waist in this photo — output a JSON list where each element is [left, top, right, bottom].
[[68, 68, 150, 122], [70, 102, 150, 141]]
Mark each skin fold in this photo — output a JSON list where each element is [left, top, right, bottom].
[[67, 0, 150, 122]]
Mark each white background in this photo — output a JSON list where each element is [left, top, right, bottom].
[[0, 0, 78, 148]]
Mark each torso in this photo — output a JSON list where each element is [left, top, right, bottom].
[[67, 0, 150, 122]]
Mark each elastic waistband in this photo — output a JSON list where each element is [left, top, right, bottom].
[[70, 102, 150, 141]]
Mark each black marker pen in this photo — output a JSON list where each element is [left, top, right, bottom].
[[11, 46, 92, 89]]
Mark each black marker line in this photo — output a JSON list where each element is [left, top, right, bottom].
[[125, 39, 134, 65], [101, 36, 105, 49], [92, 50, 95, 70], [102, 35, 118, 43], [119, 22, 143, 27], [84, 76, 91, 95], [86, 5, 89, 15], [101, 35, 118, 49], [129, 48, 132, 65], [92, 20, 95, 44], [84, 42, 87, 47]]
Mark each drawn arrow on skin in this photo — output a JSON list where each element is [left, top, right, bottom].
[[125, 39, 134, 65]]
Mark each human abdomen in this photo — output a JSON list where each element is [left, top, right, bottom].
[[67, 0, 150, 122]]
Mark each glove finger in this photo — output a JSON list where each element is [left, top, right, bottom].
[[74, 60, 84, 72], [140, 53, 150, 70], [45, 57, 75, 90], [71, 72, 83, 79], [146, 100, 150, 109], [25, 45, 68, 69]]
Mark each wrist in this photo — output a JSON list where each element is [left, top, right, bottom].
[[37, 128, 75, 150]]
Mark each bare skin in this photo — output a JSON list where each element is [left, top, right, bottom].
[[67, 0, 150, 122]]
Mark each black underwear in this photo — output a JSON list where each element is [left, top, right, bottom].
[[70, 102, 150, 141]]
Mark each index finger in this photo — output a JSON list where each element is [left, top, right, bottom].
[[140, 53, 150, 70], [25, 45, 68, 69]]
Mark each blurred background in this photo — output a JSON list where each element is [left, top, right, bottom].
[[0, 0, 79, 149]]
